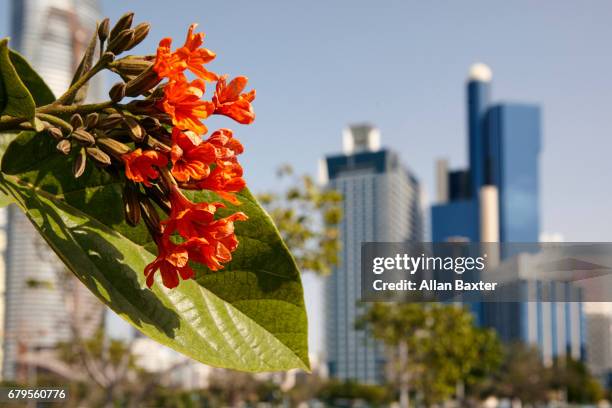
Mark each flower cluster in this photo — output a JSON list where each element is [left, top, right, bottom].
[[34, 14, 254, 289], [117, 23, 254, 288]]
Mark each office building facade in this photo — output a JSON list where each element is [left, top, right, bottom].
[[323, 124, 423, 384], [431, 64, 584, 361], [2, 0, 103, 380]]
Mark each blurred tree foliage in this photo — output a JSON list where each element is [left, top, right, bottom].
[[258, 164, 342, 275], [357, 303, 503, 406], [550, 356, 605, 404], [317, 379, 392, 406]]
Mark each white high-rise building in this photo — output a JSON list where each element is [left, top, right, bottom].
[[321, 125, 423, 384], [1, 0, 103, 381]]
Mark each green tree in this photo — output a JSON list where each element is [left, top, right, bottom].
[[550, 356, 605, 404], [357, 303, 502, 407], [486, 342, 551, 404], [258, 164, 342, 276], [317, 379, 392, 407]]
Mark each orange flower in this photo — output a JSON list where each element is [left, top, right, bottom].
[[197, 163, 246, 204], [159, 79, 214, 134], [144, 240, 194, 288], [153, 38, 185, 81], [181, 216, 244, 271], [153, 24, 217, 82], [206, 128, 244, 164], [122, 149, 168, 187], [175, 24, 218, 82], [171, 128, 216, 182], [162, 188, 247, 270], [195, 128, 246, 203], [213, 76, 256, 124], [163, 188, 222, 239]]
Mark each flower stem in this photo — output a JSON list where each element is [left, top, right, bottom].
[[54, 60, 105, 106], [35, 113, 73, 133], [0, 101, 117, 132]]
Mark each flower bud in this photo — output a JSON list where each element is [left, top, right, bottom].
[[97, 137, 130, 156], [112, 56, 153, 76], [140, 196, 161, 233], [98, 113, 124, 130], [109, 12, 134, 40], [124, 67, 161, 97], [56, 139, 71, 155], [145, 184, 171, 214], [70, 114, 84, 129], [98, 18, 110, 43], [71, 128, 96, 145], [47, 127, 64, 141], [85, 113, 99, 129], [107, 29, 135, 54], [123, 117, 144, 141], [141, 116, 161, 131], [86, 147, 112, 166], [123, 183, 141, 227], [100, 51, 115, 64], [109, 82, 127, 102], [73, 148, 87, 178], [124, 22, 151, 51]]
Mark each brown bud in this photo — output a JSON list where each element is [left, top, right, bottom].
[[56, 139, 71, 155], [123, 183, 141, 227], [124, 67, 161, 97], [126, 98, 157, 111], [145, 185, 171, 214], [107, 29, 135, 54], [73, 148, 87, 178], [108, 82, 126, 102], [139, 196, 161, 232], [98, 113, 124, 130], [112, 56, 153, 76], [70, 114, 83, 129], [47, 127, 64, 141], [98, 18, 110, 43], [109, 12, 134, 40], [71, 128, 96, 145], [84, 113, 99, 129], [86, 147, 111, 166], [123, 117, 144, 141], [97, 137, 131, 156], [124, 22, 151, 51], [141, 116, 161, 131]]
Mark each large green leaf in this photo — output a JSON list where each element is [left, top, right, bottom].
[[0, 39, 36, 121], [1, 131, 309, 372], [8, 49, 55, 106]]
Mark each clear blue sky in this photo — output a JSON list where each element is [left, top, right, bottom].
[[93, 0, 612, 242], [3, 0, 612, 355]]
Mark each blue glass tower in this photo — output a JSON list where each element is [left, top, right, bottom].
[[431, 63, 584, 362], [467, 69, 491, 198], [487, 104, 541, 243]]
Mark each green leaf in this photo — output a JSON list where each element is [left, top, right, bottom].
[[8, 49, 55, 106], [0, 39, 37, 123], [0, 132, 17, 207], [0, 131, 309, 372]]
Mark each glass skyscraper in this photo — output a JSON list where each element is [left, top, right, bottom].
[[431, 64, 584, 362], [323, 124, 423, 384], [1, 0, 103, 381]]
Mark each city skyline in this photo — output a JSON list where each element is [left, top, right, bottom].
[[0, 0, 610, 383]]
